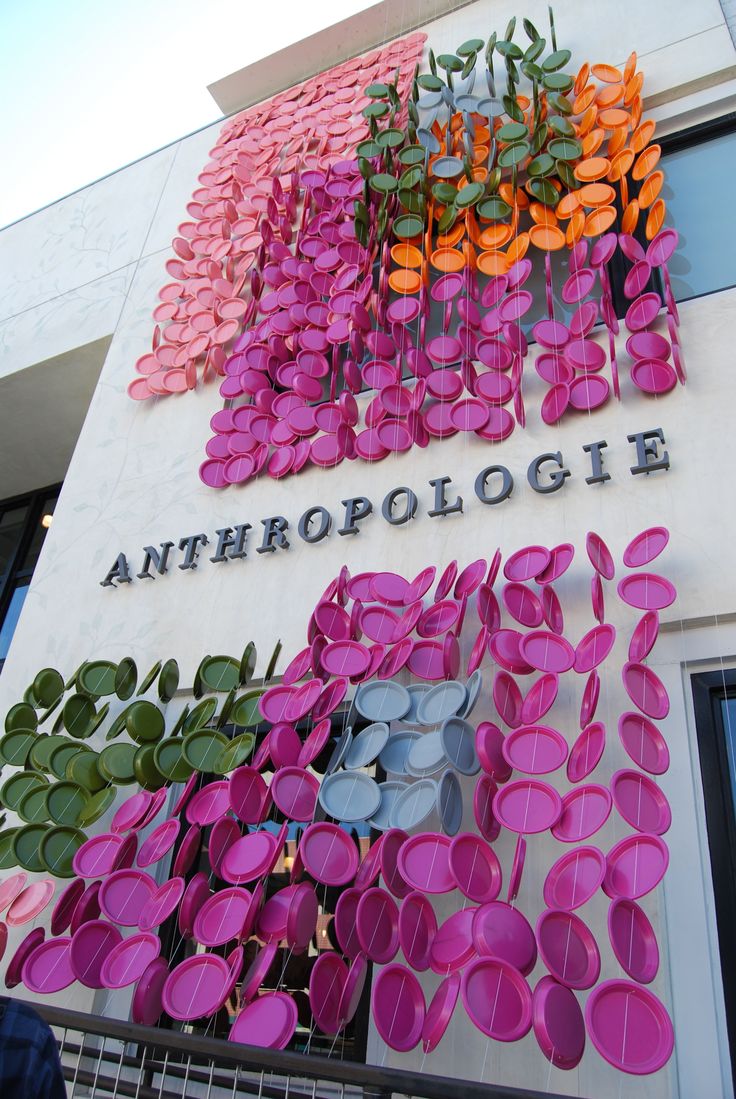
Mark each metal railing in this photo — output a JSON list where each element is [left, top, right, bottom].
[[37, 1004, 575, 1099]]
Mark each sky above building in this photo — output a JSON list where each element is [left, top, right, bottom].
[[0, 0, 375, 228]]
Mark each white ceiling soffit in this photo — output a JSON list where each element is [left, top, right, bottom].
[[207, 0, 475, 116]]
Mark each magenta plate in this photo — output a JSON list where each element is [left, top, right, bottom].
[[360, 604, 400, 643], [380, 828, 412, 900], [503, 545, 551, 583], [449, 833, 502, 903], [631, 358, 677, 394], [472, 902, 537, 975], [372, 964, 425, 1052], [566, 720, 606, 782], [543, 846, 606, 910], [493, 780, 562, 834], [271, 768, 319, 822], [568, 373, 609, 410], [70, 919, 123, 988], [269, 724, 301, 769], [502, 725, 568, 775], [112, 791, 153, 833], [521, 674, 558, 725], [493, 671, 522, 729], [100, 932, 161, 989], [608, 897, 660, 983], [240, 940, 278, 1003], [579, 671, 601, 730], [474, 774, 502, 843], [574, 623, 616, 673], [429, 908, 477, 975], [371, 571, 411, 606], [286, 882, 318, 950], [489, 630, 534, 675], [132, 957, 169, 1026], [178, 872, 210, 939], [170, 824, 200, 878], [137, 818, 180, 868], [185, 782, 231, 827], [258, 685, 294, 723], [256, 888, 290, 944], [591, 573, 604, 625], [454, 558, 487, 599], [647, 228, 678, 267], [220, 831, 277, 885], [139, 876, 185, 931], [230, 766, 267, 824], [586, 531, 615, 579], [416, 600, 460, 638], [5, 927, 44, 988], [99, 869, 156, 926], [519, 631, 574, 674], [51, 878, 85, 935], [476, 723, 511, 782], [552, 784, 612, 842], [321, 640, 371, 677], [477, 584, 500, 630], [163, 953, 231, 1020], [618, 572, 676, 611], [622, 662, 670, 719], [422, 973, 460, 1053], [73, 833, 128, 878], [21, 938, 74, 994], [309, 953, 348, 1035], [461, 957, 532, 1041], [297, 719, 332, 769], [397, 834, 454, 894], [605, 833, 669, 900], [334, 889, 362, 959], [283, 677, 322, 721], [536, 907, 600, 989], [618, 712, 670, 775], [585, 980, 674, 1074], [532, 976, 586, 1069], [611, 770, 671, 834], [194, 887, 252, 946], [502, 583, 543, 628], [313, 678, 348, 721], [300, 823, 358, 886], [338, 952, 368, 1026], [406, 566, 437, 604], [356, 887, 399, 964], [629, 610, 660, 663], [399, 892, 437, 972], [507, 834, 526, 903], [542, 383, 570, 426], [70, 881, 101, 933], [625, 292, 662, 332], [407, 639, 445, 681], [541, 586, 564, 635]]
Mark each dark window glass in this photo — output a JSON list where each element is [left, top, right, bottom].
[[0, 506, 29, 579], [0, 583, 30, 661]]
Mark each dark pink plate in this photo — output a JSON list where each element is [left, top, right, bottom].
[[552, 784, 612, 842], [70, 919, 123, 988], [434, 561, 458, 602], [407, 639, 446, 681], [99, 869, 156, 926], [449, 833, 502, 903], [172, 773, 198, 816], [258, 685, 295, 724], [229, 766, 268, 824], [493, 671, 522, 728], [429, 908, 477, 975], [297, 719, 331, 768], [536, 907, 600, 989], [629, 610, 660, 663], [507, 834, 526, 903], [536, 544, 574, 586], [137, 818, 180, 868], [70, 881, 101, 933], [624, 527, 669, 568], [579, 671, 601, 730], [209, 817, 240, 876], [502, 583, 543, 628], [604, 834, 669, 900], [380, 828, 412, 899], [585, 980, 674, 1074], [338, 952, 368, 1026], [286, 882, 318, 950], [309, 952, 348, 1035], [186, 781, 230, 826], [321, 640, 371, 677], [112, 791, 153, 833], [271, 768, 319, 822], [372, 964, 425, 1052], [543, 846, 606, 910], [179, 872, 210, 939], [493, 780, 563, 834], [194, 887, 252, 946], [137, 786, 168, 830], [230, 990, 298, 1050], [521, 674, 558, 725], [73, 833, 128, 878], [622, 662, 670, 719], [455, 558, 487, 598], [300, 823, 359, 886], [618, 712, 670, 774], [334, 889, 362, 959], [611, 770, 671, 834], [585, 531, 614, 579], [139, 876, 185, 931], [608, 898, 659, 983], [519, 631, 575, 674], [397, 833, 454, 894], [132, 956, 169, 1025], [461, 956, 532, 1041], [354, 835, 385, 893], [541, 585, 564, 635], [503, 546, 551, 583], [163, 953, 231, 1020], [220, 830, 277, 885], [618, 572, 676, 611], [21, 937, 74, 993], [476, 722, 512, 782], [567, 722, 606, 784], [100, 932, 161, 989], [472, 901, 537, 975], [502, 725, 568, 775], [422, 972, 460, 1053], [532, 976, 585, 1069], [474, 774, 501, 842], [398, 891, 437, 972], [356, 888, 399, 964], [240, 940, 278, 1003], [591, 573, 604, 625], [5, 927, 44, 988], [568, 373, 609, 410], [50, 878, 85, 935], [631, 358, 677, 394], [574, 624, 616, 674], [416, 600, 460, 638]]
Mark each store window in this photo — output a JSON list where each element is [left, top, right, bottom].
[[691, 668, 736, 1087], [0, 484, 60, 671]]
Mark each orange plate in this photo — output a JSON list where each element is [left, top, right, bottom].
[[608, 148, 634, 181], [624, 72, 644, 106], [506, 232, 530, 265], [574, 156, 611, 182], [529, 223, 566, 251], [591, 63, 622, 83], [436, 224, 465, 249], [619, 174, 629, 208], [646, 199, 666, 240], [582, 129, 605, 157], [607, 127, 628, 157], [578, 106, 598, 137], [573, 85, 597, 114], [577, 182, 616, 207], [623, 51, 638, 84], [583, 205, 617, 237], [388, 268, 422, 294], [477, 250, 509, 276], [639, 170, 664, 209], [391, 243, 424, 268], [529, 202, 558, 226], [431, 248, 465, 273], [622, 199, 640, 235], [574, 62, 591, 96], [630, 119, 656, 154], [598, 108, 630, 130], [629, 96, 643, 131], [566, 208, 586, 247], [556, 192, 580, 219], [596, 84, 624, 108], [479, 224, 513, 249], [633, 144, 661, 181]]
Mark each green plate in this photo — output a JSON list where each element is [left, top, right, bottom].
[[32, 667, 65, 708], [199, 655, 240, 694], [29, 733, 64, 772], [477, 196, 512, 221], [213, 733, 256, 775], [115, 657, 138, 700], [542, 48, 572, 72], [527, 177, 560, 206], [376, 127, 404, 150], [158, 659, 180, 703], [169, 704, 190, 738], [105, 706, 131, 741], [455, 182, 485, 208], [4, 702, 37, 734], [230, 691, 264, 729], [0, 729, 37, 766], [64, 662, 84, 691], [355, 139, 381, 159], [13, 824, 49, 872], [397, 146, 426, 167], [126, 700, 165, 744], [498, 141, 530, 167], [527, 153, 555, 178], [49, 740, 88, 780], [137, 660, 162, 696], [63, 694, 96, 738], [23, 685, 40, 708], [392, 213, 424, 240], [78, 660, 118, 697], [365, 82, 389, 98], [264, 640, 282, 683], [17, 784, 50, 824], [45, 780, 88, 825], [98, 743, 137, 784], [153, 738, 195, 783], [77, 786, 116, 827], [192, 656, 209, 699], [548, 137, 583, 161], [0, 828, 19, 869], [39, 825, 84, 878], [182, 728, 228, 773], [133, 745, 168, 791], [66, 750, 106, 792], [88, 702, 110, 737], [37, 695, 63, 726], [1, 770, 48, 811], [183, 699, 217, 733], [369, 173, 399, 197], [217, 688, 237, 730]]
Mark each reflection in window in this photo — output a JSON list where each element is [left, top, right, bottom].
[[0, 583, 30, 662]]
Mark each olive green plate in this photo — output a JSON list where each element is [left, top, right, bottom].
[[182, 729, 228, 773], [213, 732, 255, 775], [137, 661, 162, 696], [17, 784, 51, 824], [126, 700, 165, 744], [32, 667, 65, 708], [98, 743, 137, 784], [49, 740, 88, 780], [169, 704, 190, 737], [13, 824, 49, 872], [63, 694, 96, 738], [200, 655, 240, 693], [77, 786, 116, 827], [264, 640, 282, 683], [0, 828, 19, 869], [133, 745, 168, 791], [1, 770, 48, 810], [105, 706, 132, 741], [40, 825, 85, 878], [217, 688, 237, 729], [115, 657, 138, 700], [230, 691, 264, 729], [29, 733, 67, 772], [87, 702, 110, 738], [37, 695, 63, 726], [78, 660, 118, 697], [0, 729, 37, 767], [239, 642, 257, 685], [5, 702, 38, 734], [183, 699, 217, 734], [45, 781, 88, 825], [66, 750, 106, 792], [192, 657, 209, 699], [153, 738, 195, 783], [158, 658, 179, 702]]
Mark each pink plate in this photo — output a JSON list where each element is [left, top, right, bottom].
[[472, 901, 537, 975], [502, 725, 568, 775], [629, 610, 660, 663], [489, 630, 534, 675], [493, 780, 563, 834], [591, 573, 604, 625], [99, 869, 156, 926], [532, 976, 586, 1069], [622, 662, 670, 719], [493, 671, 522, 728], [519, 631, 575, 674], [608, 898, 660, 983], [186, 782, 230, 826], [70, 881, 101, 933], [73, 833, 129, 878], [334, 889, 362, 959], [321, 640, 371, 677], [552, 784, 612, 843], [100, 932, 161, 989], [476, 723, 512, 783], [585, 980, 674, 1074], [354, 836, 385, 893], [271, 768, 319, 822], [503, 546, 551, 582], [543, 846, 606, 910], [380, 828, 412, 899], [631, 358, 677, 394], [568, 373, 609, 410], [209, 817, 240, 876], [286, 882, 318, 950], [230, 766, 268, 824], [137, 818, 180, 868], [309, 953, 348, 1035], [541, 585, 564, 635], [416, 600, 460, 638], [454, 558, 487, 598], [567, 722, 606, 783], [0, 872, 28, 914], [70, 919, 123, 988], [5, 927, 44, 988], [422, 973, 460, 1053], [474, 774, 501, 842], [338, 952, 368, 1026], [6, 880, 55, 926], [300, 823, 358, 886], [618, 712, 670, 774], [21, 937, 74, 994], [586, 532, 615, 579], [139, 876, 185, 931], [179, 872, 210, 939], [132, 957, 169, 1025], [50, 878, 85, 935], [579, 671, 601, 730], [397, 833, 454, 894], [449, 833, 502, 903], [611, 771, 671, 835], [240, 941, 278, 1003], [618, 572, 676, 611], [172, 824, 201, 878], [461, 956, 532, 1041], [574, 624, 616, 674], [398, 892, 437, 971], [372, 964, 425, 1052], [298, 719, 332, 768], [194, 887, 252, 946], [137, 787, 167, 830], [356, 888, 399, 964], [220, 830, 278, 885], [230, 992, 298, 1050], [623, 527, 669, 568], [521, 674, 558, 724], [536, 544, 574, 585], [163, 953, 231, 1020], [536, 907, 600, 989], [429, 908, 477, 975], [507, 834, 526, 902], [112, 791, 153, 833]]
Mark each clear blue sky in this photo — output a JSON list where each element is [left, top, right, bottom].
[[0, 0, 374, 228]]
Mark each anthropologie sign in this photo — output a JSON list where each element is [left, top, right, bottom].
[[101, 429, 669, 587]]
